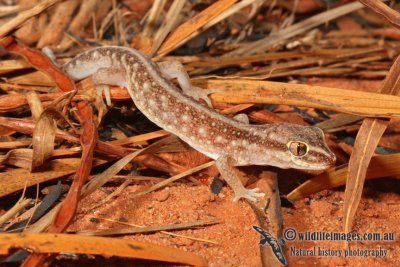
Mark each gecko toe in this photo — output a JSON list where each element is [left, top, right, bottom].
[[233, 188, 266, 202]]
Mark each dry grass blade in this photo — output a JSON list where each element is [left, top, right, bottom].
[[0, 158, 106, 198], [0, 5, 21, 17], [31, 108, 59, 170], [157, 0, 238, 56], [92, 217, 218, 244], [0, 58, 31, 73], [109, 129, 169, 146], [142, 0, 167, 37], [343, 52, 400, 233], [359, 0, 400, 30], [314, 114, 362, 131], [0, 233, 207, 266], [150, 0, 186, 55], [132, 161, 215, 198], [286, 153, 400, 202], [343, 119, 388, 232], [92, 179, 131, 208], [0, 198, 31, 226], [77, 219, 218, 236], [0, 149, 33, 169], [0, 92, 65, 113], [195, 79, 400, 118], [25, 91, 43, 121], [3, 71, 54, 86], [82, 136, 175, 197]]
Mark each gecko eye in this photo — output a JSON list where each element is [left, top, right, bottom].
[[287, 141, 309, 157]]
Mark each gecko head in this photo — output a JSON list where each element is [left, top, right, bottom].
[[281, 125, 336, 170]]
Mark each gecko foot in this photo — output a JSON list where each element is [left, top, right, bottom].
[[232, 187, 265, 202]]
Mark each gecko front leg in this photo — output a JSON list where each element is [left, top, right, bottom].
[[216, 155, 265, 202], [158, 61, 214, 107]]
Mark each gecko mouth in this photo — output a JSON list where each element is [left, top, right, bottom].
[[292, 152, 336, 170]]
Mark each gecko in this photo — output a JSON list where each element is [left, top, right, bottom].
[[60, 46, 336, 202]]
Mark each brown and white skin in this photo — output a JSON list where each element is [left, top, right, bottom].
[[62, 46, 336, 202]]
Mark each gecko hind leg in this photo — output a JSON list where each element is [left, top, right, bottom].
[[233, 113, 250, 124], [92, 68, 127, 106], [158, 61, 214, 107], [216, 155, 265, 202]]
